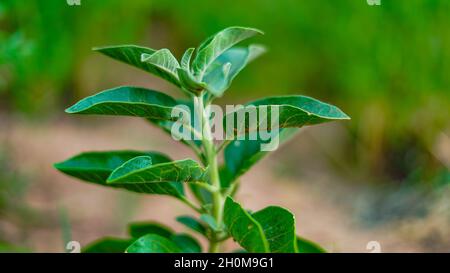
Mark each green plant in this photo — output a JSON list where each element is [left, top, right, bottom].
[[54, 26, 349, 253]]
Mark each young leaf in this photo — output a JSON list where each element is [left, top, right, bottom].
[[107, 158, 206, 184], [181, 48, 195, 71], [203, 44, 266, 97], [252, 206, 298, 253], [126, 234, 181, 253], [221, 129, 299, 186], [296, 237, 327, 253], [141, 48, 180, 83], [82, 237, 133, 253], [94, 45, 180, 87], [192, 26, 263, 79], [171, 234, 202, 253], [177, 68, 206, 95], [54, 151, 185, 199], [65, 86, 178, 120], [176, 216, 208, 237], [224, 96, 350, 136], [128, 221, 174, 239], [223, 197, 270, 253]]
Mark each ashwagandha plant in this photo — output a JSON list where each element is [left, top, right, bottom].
[[54, 26, 349, 253]]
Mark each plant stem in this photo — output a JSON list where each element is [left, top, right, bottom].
[[194, 95, 224, 253], [180, 196, 203, 214]]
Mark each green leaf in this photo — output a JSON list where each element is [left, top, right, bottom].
[[181, 48, 195, 70], [94, 45, 180, 87], [223, 197, 269, 253], [82, 237, 133, 253], [126, 234, 181, 253], [220, 96, 349, 185], [177, 68, 206, 95], [125, 232, 202, 253], [224, 197, 299, 253], [141, 48, 180, 83], [176, 215, 208, 237], [200, 214, 220, 231], [224, 96, 350, 136], [203, 44, 266, 97], [54, 151, 185, 199], [221, 129, 299, 186], [192, 26, 263, 80], [296, 237, 327, 253], [107, 158, 206, 184], [252, 206, 298, 253], [128, 221, 174, 239], [65, 86, 178, 120], [171, 234, 202, 253], [128, 221, 201, 252]]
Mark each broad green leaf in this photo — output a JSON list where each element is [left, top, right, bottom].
[[224, 198, 299, 253], [82, 237, 133, 253], [224, 96, 350, 136], [223, 197, 269, 253], [94, 45, 180, 87], [177, 68, 206, 95], [128, 221, 174, 239], [54, 151, 185, 199], [252, 206, 298, 253], [107, 158, 206, 184], [203, 45, 266, 97], [297, 237, 327, 253], [171, 234, 202, 253], [128, 221, 201, 252], [126, 234, 181, 253], [192, 27, 263, 79], [54, 151, 169, 184], [220, 96, 349, 185], [65, 86, 177, 120], [176, 215, 208, 237], [221, 129, 299, 186]]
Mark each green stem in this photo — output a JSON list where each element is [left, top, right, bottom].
[[180, 196, 203, 214], [194, 95, 224, 253]]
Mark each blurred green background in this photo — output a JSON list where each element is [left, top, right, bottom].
[[0, 0, 449, 252]]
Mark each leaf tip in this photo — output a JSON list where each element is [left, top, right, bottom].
[[64, 106, 75, 114], [64, 102, 83, 114], [53, 162, 63, 170]]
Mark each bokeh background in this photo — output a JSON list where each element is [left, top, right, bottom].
[[0, 0, 449, 252]]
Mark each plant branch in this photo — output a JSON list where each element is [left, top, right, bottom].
[[193, 181, 219, 193], [180, 196, 204, 214]]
